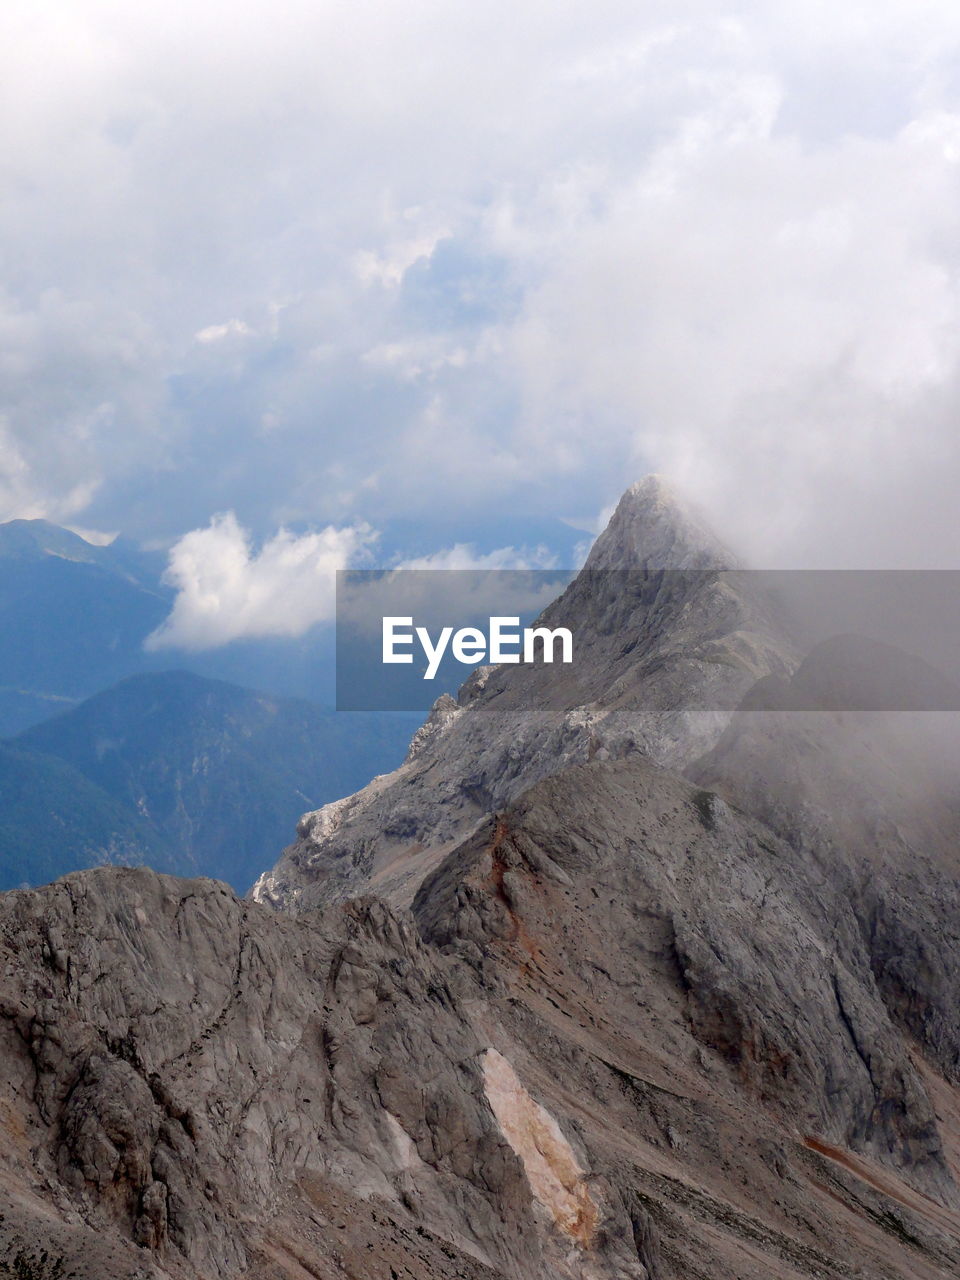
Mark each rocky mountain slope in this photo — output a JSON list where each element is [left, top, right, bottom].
[[251, 477, 799, 912], [1, 476, 958, 1279]]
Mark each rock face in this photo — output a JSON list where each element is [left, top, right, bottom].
[[251, 477, 798, 913], [3, 751, 960, 1278], [2, 476, 960, 1279]]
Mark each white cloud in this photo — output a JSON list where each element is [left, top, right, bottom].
[[354, 226, 451, 288], [146, 512, 377, 650], [2, 1, 960, 564], [397, 543, 558, 571], [497, 96, 960, 564], [362, 337, 470, 382], [194, 319, 253, 343], [0, 417, 102, 523], [66, 525, 118, 546]]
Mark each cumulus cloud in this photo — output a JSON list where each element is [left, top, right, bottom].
[[2, 1, 960, 565], [397, 543, 558, 571], [149, 522, 564, 650], [66, 526, 118, 546], [355, 226, 452, 288], [0, 417, 101, 524], [498, 86, 960, 565], [146, 512, 376, 650], [195, 319, 254, 344]]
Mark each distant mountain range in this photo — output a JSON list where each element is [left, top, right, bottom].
[[0, 517, 343, 737], [0, 519, 171, 734], [3, 480, 959, 1279], [0, 517, 416, 891], [0, 738, 167, 890], [4, 670, 414, 894]]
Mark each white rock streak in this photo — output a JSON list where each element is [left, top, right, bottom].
[[482, 1049, 597, 1245]]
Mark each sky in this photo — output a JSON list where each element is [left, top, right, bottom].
[[3, 1, 960, 649]]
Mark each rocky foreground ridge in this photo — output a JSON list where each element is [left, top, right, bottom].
[[1, 477, 959, 1279]]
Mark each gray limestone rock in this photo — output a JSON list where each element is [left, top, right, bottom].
[[3, 479, 960, 1279], [252, 476, 798, 915]]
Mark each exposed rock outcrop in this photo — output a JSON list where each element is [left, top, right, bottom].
[[3, 477, 960, 1279], [252, 477, 798, 914], [4, 743, 960, 1277]]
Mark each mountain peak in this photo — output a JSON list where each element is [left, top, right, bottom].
[[253, 477, 797, 915], [585, 474, 732, 571], [0, 518, 104, 564]]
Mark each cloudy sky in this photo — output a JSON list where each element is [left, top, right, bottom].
[[3, 1, 960, 647]]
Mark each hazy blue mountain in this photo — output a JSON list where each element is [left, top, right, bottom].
[[0, 687, 79, 738], [0, 519, 172, 734], [0, 519, 414, 893], [0, 517, 344, 734], [16, 670, 416, 892], [0, 740, 177, 891]]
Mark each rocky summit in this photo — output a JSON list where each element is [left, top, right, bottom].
[[251, 476, 799, 913], [2, 476, 960, 1280]]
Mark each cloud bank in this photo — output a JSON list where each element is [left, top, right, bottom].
[[146, 513, 375, 649], [2, 0, 960, 571], [149, 521, 564, 650]]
